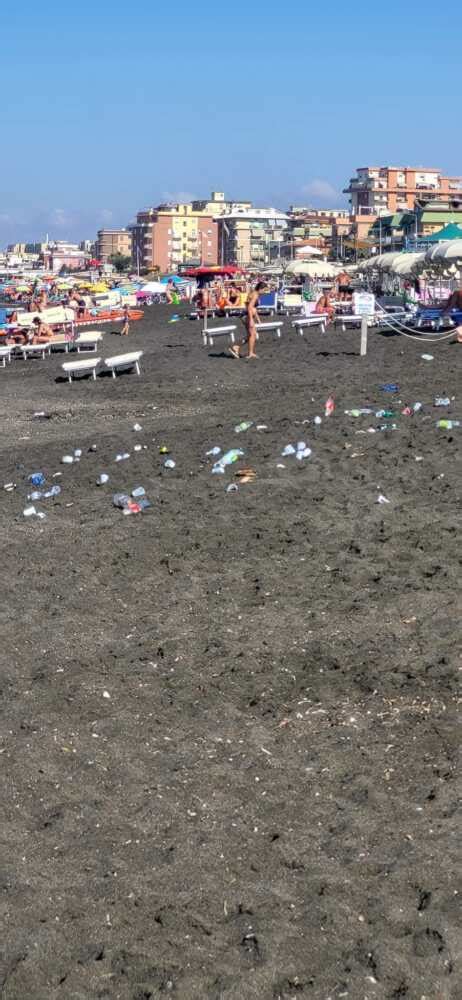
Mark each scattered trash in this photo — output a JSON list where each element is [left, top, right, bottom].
[[102, 690, 111, 699], [96, 473, 109, 485], [89, 444, 97, 452], [325, 395, 335, 417], [413, 402, 423, 412], [62, 455, 74, 464], [159, 446, 169, 454], [234, 421, 254, 434], [112, 493, 146, 515], [28, 472, 45, 486], [131, 486, 146, 497], [137, 497, 152, 510], [375, 409, 395, 418], [436, 419, 460, 429], [345, 409, 373, 417], [28, 485, 61, 500], [133, 423, 142, 432], [32, 411, 51, 420], [377, 423, 398, 432], [169, 314, 180, 323], [134, 444, 142, 452], [256, 424, 268, 431], [379, 383, 399, 392], [115, 453, 130, 462], [296, 441, 312, 460], [74, 449, 82, 461], [376, 495, 391, 504], [226, 483, 239, 493], [401, 407, 413, 416], [206, 446, 221, 457], [421, 354, 433, 361], [314, 416, 322, 425], [281, 444, 296, 456], [434, 397, 451, 407], [4, 483, 16, 491], [164, 459, 176, 469], [212, 448, 244, 474], [53, 472, 62, 478], [415, 456, 423, 462], [276, 463, 286, 469], [235, 467, 256, 483], [23, 505, 46, 519]]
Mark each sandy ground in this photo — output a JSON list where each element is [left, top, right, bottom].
[[0, 306, 460, 1000]]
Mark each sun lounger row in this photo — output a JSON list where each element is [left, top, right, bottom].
[[62, 351, 143, 383], [201, 317, 328, 346]]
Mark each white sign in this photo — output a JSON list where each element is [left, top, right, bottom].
[[353, 291, 375, 316]]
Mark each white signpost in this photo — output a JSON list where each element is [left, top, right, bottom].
[[353, 292, 375, 357]]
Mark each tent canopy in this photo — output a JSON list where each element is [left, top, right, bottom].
[[424, 223, 462, 243], [286, 260, 339, 278]]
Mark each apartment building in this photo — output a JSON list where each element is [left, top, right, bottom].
[[96, 228, 132, 262], [216, 208, 289, 267], [344, 165, 462, 216]]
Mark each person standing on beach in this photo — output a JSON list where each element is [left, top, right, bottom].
[[229, 282, 266, 360], [120, 304, 130, 336]]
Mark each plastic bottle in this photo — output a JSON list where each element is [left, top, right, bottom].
[[434, 397, 450, 407], [28, 472, 45, 486], [436, 419, 460, 429], [212, 449, 244, 474], [234, 421, 254, 433], [375, 409, 395, 418], [28, 485, 61, 501], [131, 486, 146, 497]]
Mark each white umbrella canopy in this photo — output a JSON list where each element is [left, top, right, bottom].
[[294, 244, 323, 257], [377, 252, 406, 271], [286, 260, 340, 278], [428, 239, 462, 262], [391, 252, 427, 275]]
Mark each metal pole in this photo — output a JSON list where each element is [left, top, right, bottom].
[[360, 315, 368, 356]]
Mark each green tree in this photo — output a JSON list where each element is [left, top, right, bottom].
[[109, 253, 132, 273]]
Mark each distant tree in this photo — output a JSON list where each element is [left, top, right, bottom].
[[109, 253, 132, 273]]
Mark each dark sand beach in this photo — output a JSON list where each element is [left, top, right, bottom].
[[0, 306, 460, 999]]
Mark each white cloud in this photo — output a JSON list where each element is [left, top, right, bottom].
[[301, 179, 341, 204], [48, 207, 71, 227]]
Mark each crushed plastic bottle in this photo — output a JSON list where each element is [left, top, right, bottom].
[[212, 448, 244, 474], [325, 396, 335, 417], [226, 483, 239, 493], [434, 397, 451, 407], [234, 421, 254, 433], [375, 409, 395, 418], [164, 459, 176, 469], [74, 449, 82, 460], [281, 444, 296, 456], [61, 455, 74, 464], [133, 423, 143, 432], [23, 505, 46, 519], [28, 485, 61, 501], [413, 402, 422, 412], [345, 409, 373, 417], [131, 486, 146, 497], [112, 493, 130, 509], [436, 419, 460, 429], [28, 472, 45, 486], [296, 441, 312, 460], [96, 473, 109, 485], [206, 446, 221, 457]]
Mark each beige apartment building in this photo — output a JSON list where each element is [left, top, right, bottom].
[[96, 228, 132, 262], [344, 166, 462, 216], [130, 192, 250, 272]]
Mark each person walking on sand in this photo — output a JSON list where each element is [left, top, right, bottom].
[[120, 304, 130, 336], [229, 282, 266, 360]]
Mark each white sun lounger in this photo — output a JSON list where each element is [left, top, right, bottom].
[[21, 343, 52, 360], [104, 351, 143, 377], [335, 315, 376, 332], [202, 325, 237, 347], [74, 331, 104, 352], [292, 314, 329, 335], [0, 346, 13, 366], [62, 357, 101, 383], [255, 321, 284, 339]]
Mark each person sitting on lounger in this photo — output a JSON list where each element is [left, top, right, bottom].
[[442, 287, 462, 315], [31, 317, 53, 343], [315, 292, 334, 323]]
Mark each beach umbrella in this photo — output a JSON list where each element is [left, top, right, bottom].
[[376, 252, 404, 271], [391, 253, 427, 275], [285, 260, 340, 278], [294, 244, 323, 257]]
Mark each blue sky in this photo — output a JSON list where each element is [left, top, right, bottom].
[[1, 0, 461, 244]]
